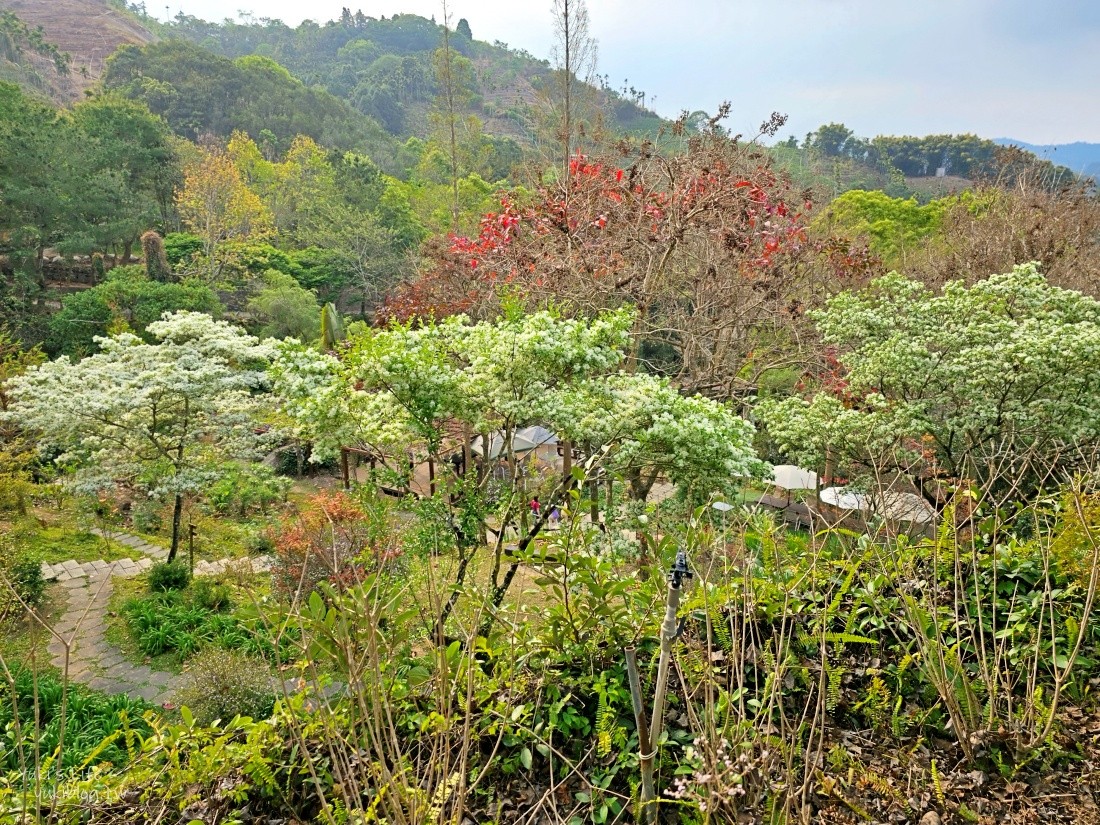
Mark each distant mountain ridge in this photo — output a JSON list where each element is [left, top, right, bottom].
[[0, 0, 153, 101], [994, 138, 1100, 178]]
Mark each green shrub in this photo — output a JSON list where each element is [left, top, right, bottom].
[[173, 648, 276, 725], [0, 538, 47, 620], [193, 578, 232, 612], [163, 232, 204, 267], [11, 558, 45, 609], [206, 464, 289, 517], [0, 474, 33, 515], [46, 268, 221, 356], [149, 561, 191, 592], [131, 499, 164, 534], [248, 531, 276, 555], [0, 667, 150, 775]]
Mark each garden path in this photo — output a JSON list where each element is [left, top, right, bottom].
[[41, 530, 271, 705]]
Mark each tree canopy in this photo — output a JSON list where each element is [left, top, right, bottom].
[[758, 264, 1100, 500], [4, 311, 276, 558]]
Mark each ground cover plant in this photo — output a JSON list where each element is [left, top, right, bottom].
[[2, 6, 1100, 818], [5, 476, 1097, 824], [117, 570, 298, 664], [0, 665, 152, 813]]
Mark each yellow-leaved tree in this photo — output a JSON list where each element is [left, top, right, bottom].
[[176, 144, 274, 280]]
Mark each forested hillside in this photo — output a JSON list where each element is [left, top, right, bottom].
[[3, 3, 1100, 823], [101, 40, 403, 167], [156, 9, 666, 145], [0, 0, 152, 100]]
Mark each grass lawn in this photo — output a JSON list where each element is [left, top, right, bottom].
[[128, 508, 282, 562], [5, 511, 141, 565], [0, 585, 67, 674]]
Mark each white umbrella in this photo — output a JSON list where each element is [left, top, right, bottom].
[[471, 431, 541, 459], [767, 464, 818, 490], [877, 491, 936, 523], [516, 425, 559, 447], [818, 486, 868, 511]]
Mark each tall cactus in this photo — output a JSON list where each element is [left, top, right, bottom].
[[141, 231, 173, 282], [320, 302, 346, 351]]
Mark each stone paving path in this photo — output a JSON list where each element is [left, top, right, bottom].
[[40, 530, 271, 705], [47, 571, 179, 704]]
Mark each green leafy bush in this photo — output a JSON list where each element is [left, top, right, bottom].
[[193, 577, 232, 612], [148, 561, 191, 592], [206, 464, 290, 517], [173, 648, 276, 725], [163, 232, 204, 267], [46, 267, 221, 356], [122, 585, 297, 661], [0, 667, 151, 775], [130, 498, 164, 534], [0, 538, 47, 620], [10, 558, 45, 610]]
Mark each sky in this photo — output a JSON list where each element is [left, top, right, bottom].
[[153, 0, 1100, 145]]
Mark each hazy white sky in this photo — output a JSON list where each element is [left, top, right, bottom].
[[154, 0, 1100, 144]]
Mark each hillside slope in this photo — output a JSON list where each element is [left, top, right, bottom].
[[994, 138, 1100, 178], [0, 0, 153, 101], [163, 12, 667, 146]]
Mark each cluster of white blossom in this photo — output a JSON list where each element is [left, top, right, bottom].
[[273, 307, 761, 491], [3, 311, 278, 500], [758, 264, 1100, 483]]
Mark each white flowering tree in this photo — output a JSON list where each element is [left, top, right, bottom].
[[757, 263, 1100, 501], [273, 307, 761, 618], [4, 312, 277, 560]]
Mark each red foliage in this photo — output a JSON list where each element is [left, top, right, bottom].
[[382, 138, 882, 398], [384, 146, 808, 327], [268, 491, 396, 599]]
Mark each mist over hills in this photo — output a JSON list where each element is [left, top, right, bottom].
[[995, 138, 1100, 178]]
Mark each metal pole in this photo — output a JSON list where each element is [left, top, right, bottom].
[[626, 647, 656, 824], [646, 550, 692, 822]]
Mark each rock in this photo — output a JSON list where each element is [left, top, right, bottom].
[[919, 813, 941, 825]]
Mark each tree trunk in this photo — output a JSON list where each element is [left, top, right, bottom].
[[168, 493, 183, 563], [462, 423, 473, 479], [589, 477, 600, 526]]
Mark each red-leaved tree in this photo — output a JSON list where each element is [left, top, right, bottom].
[[384, 112, 877, 399], [269, 491, 399, 600]]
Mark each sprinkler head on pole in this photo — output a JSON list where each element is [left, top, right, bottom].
[[669, 548, 693, 589]]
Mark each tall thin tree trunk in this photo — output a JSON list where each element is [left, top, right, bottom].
[[168, 493, 183, 563], [441, 0, 461, 231], [563, 0, 571, 179]]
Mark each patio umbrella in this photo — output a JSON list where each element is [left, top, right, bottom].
[[818, 486, 868, 511], [767, 464, 818, 490], [471, 431, 541, 459], [877, 491, 936, 523], [516, 425, 559, 447]]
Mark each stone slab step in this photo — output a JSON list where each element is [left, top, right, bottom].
[[43, 555, 273, 582], [41, 557, 154, 581]]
